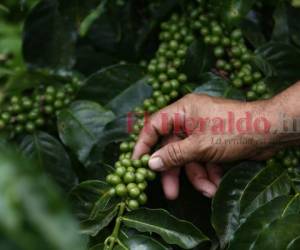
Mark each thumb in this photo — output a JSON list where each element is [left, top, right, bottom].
[[148, 137, 199, 171]]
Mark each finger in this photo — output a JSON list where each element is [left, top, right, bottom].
[[206, 163, 223, 187], [148, 136, 199, 171], [161, 168, 180, 200], [160, 135, 182, 200], [185, 162, 217, 198], [132, 102, 185, 159]]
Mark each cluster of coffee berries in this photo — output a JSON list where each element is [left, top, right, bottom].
[[0, 80, 80, 135], [142, 14, 193, 112], [130, 14, 193, 140], [188, 2, 272, 101], [106, 12, 196, 210], [107, 150, 156, 210]]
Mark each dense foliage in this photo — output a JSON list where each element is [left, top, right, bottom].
[[1, 0, 300, 249]]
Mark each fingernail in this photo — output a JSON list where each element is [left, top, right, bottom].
[[202, 185, 217, 198], [202, 192, 212, 198], [149, 157, 164, 170]]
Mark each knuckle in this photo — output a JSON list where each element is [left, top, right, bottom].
[[184, 93, 198, 101], [184, 93, 212, 106], [200, 143, 225, 162], [166, 143, 184, 166]]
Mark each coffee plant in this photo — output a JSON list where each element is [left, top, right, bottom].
[[1, 0, 300, 249]]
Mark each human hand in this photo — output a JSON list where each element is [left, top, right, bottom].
[[133, 93, 278, 199]]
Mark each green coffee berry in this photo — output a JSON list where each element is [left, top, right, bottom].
[[115, 184, 127, 197], [128, 199, 139, 210], [128, 187, 141, 198], [123, 172, 135, 183], [138, 193, 148, 205], [141, 154, 150, 166], [116, 166, 126, 177]]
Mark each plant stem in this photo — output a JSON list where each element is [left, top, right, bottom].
[[106, 202, 126, 250]]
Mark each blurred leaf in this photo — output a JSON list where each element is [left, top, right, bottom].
[[228, 195, 300, 250], [0, 148, 86, 250], [0, 236, 22, 250], [122, 208, 209, 249], [0, 4, 9, 13], [194, 73, 245, 100], [80, 64, 145, 105], [212, 162, 263, 248], [19, 131, 77, 191], [0, 21, 22, 67], [57, 101, 115, 164]]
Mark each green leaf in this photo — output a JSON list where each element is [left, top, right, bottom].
[[85, 1, 172, 62], [194, 73, 245, 100], [254, 42, 300, 89], [212, 162, 263, 248], [4, 67, 82, 97], [240, 164, 292, 217], [80, 64, 145, 105], [79, 1, 108, 36], [57, 101, 115, 164], [115, 234, 169, 250], [122, 208, 209, 249], [182, 39, 214, 81], [241, 12, 266, 48], [272, 1, 290, 43], [106, 77, 152, 116], [4, 68, 40, 96], [23, 0, 77, 69], [86, 116, 129, 167], [19, 131, 77, 191], [271, 3, 300, 46], [69, 180, 120, 237], [80, 205, 119, 236], [69, 180, 112, 220], [0, 148, 87, 250], [228, 195, 300, 250], [252, 214, 300, 249], [282, 194, 300, 216], [287, 237, 300, 250], [287, 6, 300, 46]]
